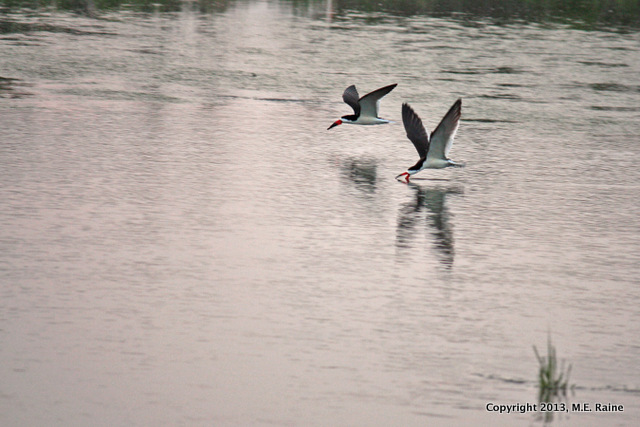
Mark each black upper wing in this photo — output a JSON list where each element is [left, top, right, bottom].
[[342, 85, 360, 116], [402, 103, 430, 158]]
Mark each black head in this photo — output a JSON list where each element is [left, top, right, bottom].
[[328, 114, 358, 130]]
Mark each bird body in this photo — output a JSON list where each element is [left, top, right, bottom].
[[396, 100, 463, 182], [328, 84, 397, 130]]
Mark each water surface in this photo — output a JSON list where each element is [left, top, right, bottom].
[[1, 1, 639, 426]]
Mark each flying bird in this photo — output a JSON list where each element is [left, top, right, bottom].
[[396, 100, 464, 183], [327, 83, 397, 130]]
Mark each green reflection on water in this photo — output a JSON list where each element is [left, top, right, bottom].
[[0, 0, 638, 29]]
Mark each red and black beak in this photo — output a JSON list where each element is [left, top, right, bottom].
[[327, 119, 342, 130], [395, 172, 410, 183]]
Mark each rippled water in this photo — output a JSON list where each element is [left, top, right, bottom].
[[1, 1, 640, 426]]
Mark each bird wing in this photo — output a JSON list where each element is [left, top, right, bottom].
[[402, 103, 430, 158], [359, 83, 397, 118], [342, 85, 360, 116], [427, 99, 461, 161]]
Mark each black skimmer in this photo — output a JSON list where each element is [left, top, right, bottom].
[[327, 83, 397, 130], [396, 100, 463, 183]]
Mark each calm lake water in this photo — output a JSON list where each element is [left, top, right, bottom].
[[1, 1, 639, 426]]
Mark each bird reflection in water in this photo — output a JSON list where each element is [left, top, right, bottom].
[[396, 182, 463, 267], [340, 157, 378, 193]]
